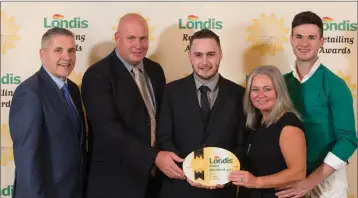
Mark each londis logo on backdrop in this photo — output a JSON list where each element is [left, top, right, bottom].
[[44, 14, 89, 29], [180, 15, 223, 52], [1, 74, 21, 108], [1, 73, 21, 85], [320, 16, 356, 54], [179, 15, 223, 30], [0, 185, 13, 197], [322, 17, 357, 31]]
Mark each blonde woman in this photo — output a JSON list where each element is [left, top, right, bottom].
[[229, 66, 306, 198]]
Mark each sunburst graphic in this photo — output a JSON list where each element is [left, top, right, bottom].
[[247, 13, 289, 56], [112, 13, 156, 42], [337, 70, 356, 98], [68, 70, 83, 86], [1, 10, 20, 54], [1, 124, 14, 166], [348, 194, 355, 198]]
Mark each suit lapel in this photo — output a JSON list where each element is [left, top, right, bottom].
[[109, 51, 147, 120], [143, 59, 158, 114], [203, 76, 228, 140], [39, 67, 80, 141]]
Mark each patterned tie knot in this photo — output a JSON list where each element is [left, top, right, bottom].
[[61, 83, 69, 93], [132, 67, 141, 76], [199, 85, 210, 95]]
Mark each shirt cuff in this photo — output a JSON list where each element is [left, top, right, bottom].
[[323, 152, 347, 170]]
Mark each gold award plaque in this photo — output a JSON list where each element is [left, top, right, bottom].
[[182, 147, 240, 186]]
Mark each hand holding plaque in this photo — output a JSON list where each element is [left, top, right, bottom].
[[182, 147, 240, 186]]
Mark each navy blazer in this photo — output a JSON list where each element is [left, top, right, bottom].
[[9, 67, 87, 198]]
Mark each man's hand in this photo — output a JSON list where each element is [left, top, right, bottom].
[[276, 179, 315, 198], [155, 151, 186, 180], [276, 163, 336, 198]]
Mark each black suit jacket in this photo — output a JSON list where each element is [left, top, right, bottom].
[[81, 50, 166, 198], [157, 74, 247, 198], [9, 67, 87, 198]]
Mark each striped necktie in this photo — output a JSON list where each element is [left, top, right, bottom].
[[61, 83, 80, 132], [132, 67, 156, 147]]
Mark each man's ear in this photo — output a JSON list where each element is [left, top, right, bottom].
[[39, 48, 45, 62]]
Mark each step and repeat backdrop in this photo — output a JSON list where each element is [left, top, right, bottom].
[[1, 2, 357, 197]]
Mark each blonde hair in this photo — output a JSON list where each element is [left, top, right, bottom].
[[244, 65, 300, 129]]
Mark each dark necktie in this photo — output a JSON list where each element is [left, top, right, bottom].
[[61, 84, 80, 132], [199, 85, 210, 126]]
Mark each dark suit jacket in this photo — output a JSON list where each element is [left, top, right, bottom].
[[157, 74, 247, 198], [9, 67, 87, 198], [81, 50, 166, 198]]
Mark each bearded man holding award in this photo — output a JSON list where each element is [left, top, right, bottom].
[[156, 28, 247, 198]]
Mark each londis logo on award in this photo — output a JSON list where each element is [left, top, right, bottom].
[[209, 156, 233, 164], [44, 14, 89, 29], [179, 15, 223, 30], [322, 17, 357, 31]]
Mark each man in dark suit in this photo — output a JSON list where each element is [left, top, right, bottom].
[[81, 13, 185, 198], [9, 27, 87, 198], [157, 29, 247, 198]]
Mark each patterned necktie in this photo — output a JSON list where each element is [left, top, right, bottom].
[[199, 85, 211, 127], [132, 67, 156, 147], [61, 84, 80, 132]]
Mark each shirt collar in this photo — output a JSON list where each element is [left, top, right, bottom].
[[115, 48, 144, 73], [291, 56, 322, 83], [193, 73, 219, 92], [42, 65, 67, 89]]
